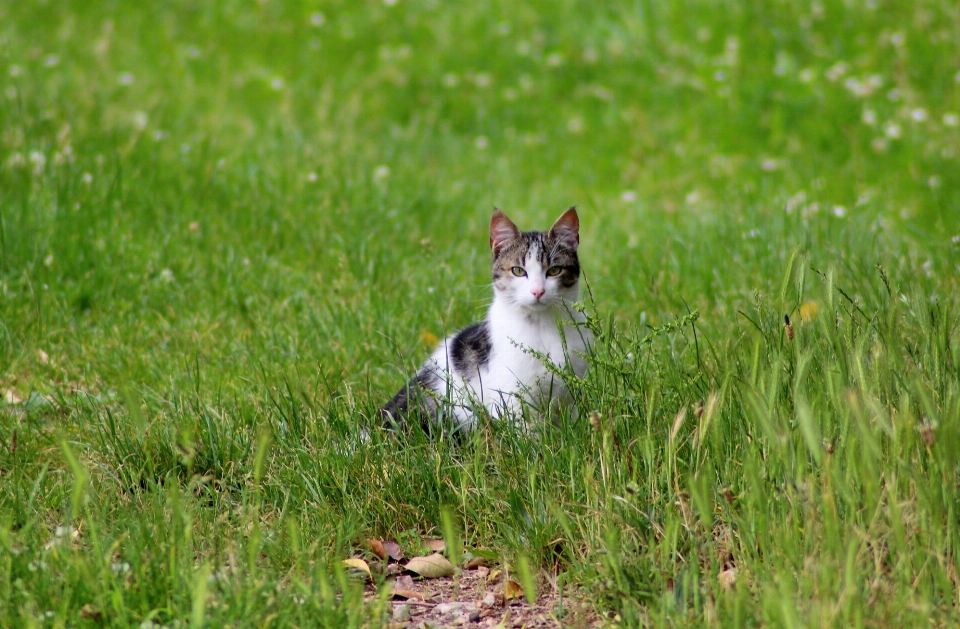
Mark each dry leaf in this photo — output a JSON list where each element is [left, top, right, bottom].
[[391, 588, 425, 601], [504, 580, 524, 600], [423, 538, 446, 552], [393, 574, 415, 590], [466, 556, 492, 569], [719, 567, 738, 590], [37, 349, 50, 364], [79, 604, 102, 621], [342, 558, 372, 579], [383, 540, 404, 561], [405, 553, 455, 578], [367, 539, 387, 560], [486, 568, 502, 583], [3, 390, 22, 404]]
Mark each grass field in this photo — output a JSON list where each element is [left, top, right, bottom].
[[2, 0, 960, 626]]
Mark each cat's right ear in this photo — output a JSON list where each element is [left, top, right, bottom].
[[490, 208, 521, 253]]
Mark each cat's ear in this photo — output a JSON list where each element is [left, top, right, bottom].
[[490, 208, 521, 252], [549, 207, 580, 248]]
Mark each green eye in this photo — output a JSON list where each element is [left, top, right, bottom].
[[511, 266, 526, 277], [546, 266, 562, 277]]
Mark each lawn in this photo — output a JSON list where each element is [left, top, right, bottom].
[[2, 0, 959, 627]]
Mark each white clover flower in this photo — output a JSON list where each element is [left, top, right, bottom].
[[862, 109, 877, 126], [29, 151, 46, 174], [620, 191, 637, 202], [474, 136, 489, 150], [911, 108, 927, 122], [310, 12, 325, 26], [119, 72, 134, 85], [883, 122, 901, 139], [942, 113, 958, 127], [373, 165, 390, 183], [825, 62, 848, 82]]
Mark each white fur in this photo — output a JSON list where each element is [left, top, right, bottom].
[[422, 247, 591, 430]]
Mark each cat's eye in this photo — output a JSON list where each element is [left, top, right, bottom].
[[546, 266, 563, 277], [510, 266, 527, 277]]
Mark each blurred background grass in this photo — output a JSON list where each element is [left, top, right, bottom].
[[3, 0, 957, 394], [2, 1, 960, 626]]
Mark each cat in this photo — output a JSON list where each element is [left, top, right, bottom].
[[381, 207, 591, 432]]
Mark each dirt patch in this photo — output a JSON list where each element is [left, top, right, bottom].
[[369, 564, 601, 629]]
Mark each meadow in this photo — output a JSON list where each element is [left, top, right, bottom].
[[2, 0, 960, 626]]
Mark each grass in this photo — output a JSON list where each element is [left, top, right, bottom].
[[2, 0, 960, 626]]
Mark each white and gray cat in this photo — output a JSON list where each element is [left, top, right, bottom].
[[382, 207, 591, 432]]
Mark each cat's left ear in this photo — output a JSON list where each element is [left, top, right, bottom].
[[549, 207, 580, 248]]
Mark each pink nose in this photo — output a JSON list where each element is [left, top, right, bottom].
[[531, 287, 545, 300]]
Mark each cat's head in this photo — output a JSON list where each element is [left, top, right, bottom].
[[489, 207, 581, 311]]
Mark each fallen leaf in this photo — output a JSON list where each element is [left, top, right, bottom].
[[342, 558, 372, 579], [3, 390, 22, 404], [79, 604, 102, 621], [423, 538, 446, 553], [504, 580, 524, 600], [420, 330, 440, 347], [719, 567, 738, 590], [383, 540, 404, 561], [393, 574, 415, 590], [367, 539, 387, 560], [391, 588, 425, 601], [37, 349, 49, 364], [466, 556, 492, 569], [487, 568, 502, 583], [405, 553, 455, 578], [799, 301, 818, 322]]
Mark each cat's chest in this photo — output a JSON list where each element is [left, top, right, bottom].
[[486, 316, 582, 376]]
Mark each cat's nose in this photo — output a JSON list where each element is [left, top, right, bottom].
[[531, 287, 545, 301]]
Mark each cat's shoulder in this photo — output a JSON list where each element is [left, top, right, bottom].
[[448, 320, 492, 372]]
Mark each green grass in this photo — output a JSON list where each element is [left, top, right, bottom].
[[2, 0, 960, 626]]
